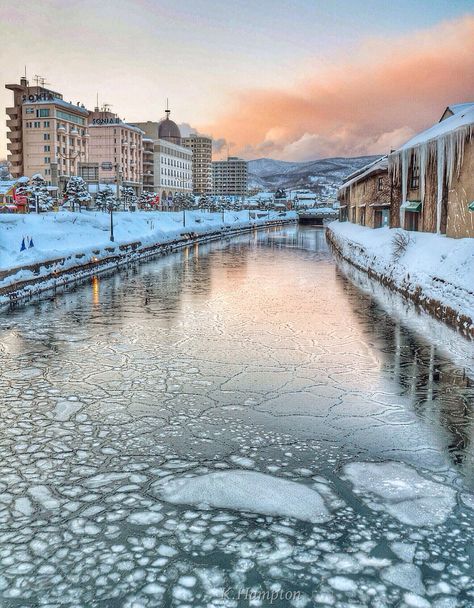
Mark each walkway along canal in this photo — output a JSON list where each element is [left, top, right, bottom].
[[0, 224, 472, 606]]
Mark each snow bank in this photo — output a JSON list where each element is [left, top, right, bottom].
[[343, 461, 456, 526], [154, 470, 331, 523], [327, 222, 474, 336], [0, 210, 295, 297], [0, 210, 294, 272]]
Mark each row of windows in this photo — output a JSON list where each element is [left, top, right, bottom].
[[56, 110, 86, 126], [160, 168, 190, 178], [25, 121, 50, 128], [161, 156, 190, 169], [25, 108, 50, 118]]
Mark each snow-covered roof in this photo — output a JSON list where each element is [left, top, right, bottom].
[[24, 97, 90, 115], [440, 103, 474, 121], [396, 105, 474, 151], [0, 180, 17, 195], [340, 156, 388, 190]]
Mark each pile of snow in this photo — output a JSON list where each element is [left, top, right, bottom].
[[154, 470, 331, 523], [328, 222, 474, 331], [0, 210, 295, 287], [343, 461, 456, 526]]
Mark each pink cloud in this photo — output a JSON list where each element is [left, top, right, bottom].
[[202, 16, 474, 160]]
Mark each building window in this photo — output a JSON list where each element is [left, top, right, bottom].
[[56, 110, 85, 125], [378, 176, 383, 191], [410, 165, 420, 189], [44, 133, 51, 140], [37, 109, 50, 118], [44, 145, 50, 152], [44, 121, 50, 127], [34, 121, 41, 128], [25, 107, 34, 114], [44, 157, 51, 164]]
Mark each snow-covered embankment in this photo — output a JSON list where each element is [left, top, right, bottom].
[[326, 221, 474, 338], [0, 210, 296, 304]]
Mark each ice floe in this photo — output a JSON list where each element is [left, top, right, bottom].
[[154, 470, 331, 523], [343, 461, 456, 526]]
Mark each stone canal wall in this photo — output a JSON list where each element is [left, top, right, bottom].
[[326, 222, 474, 339], [0, 216, 296, 306]]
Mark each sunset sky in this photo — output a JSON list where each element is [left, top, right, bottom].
[[1, 0, 474, 161]]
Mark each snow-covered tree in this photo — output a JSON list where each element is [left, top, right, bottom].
[[95, 186, 118, 212], [121, 186, 138, 211], [139, 191, 156, 210], [63, 176, 91, 212], [16, 174, 54, 213]]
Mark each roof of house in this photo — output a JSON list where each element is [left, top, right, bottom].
[[440, 102, 474, 122], [0, 179, 18, 195], [395, 104, 474, 152], [340, 156, 388, 190]]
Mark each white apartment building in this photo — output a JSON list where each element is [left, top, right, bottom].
[[182, 134, 212, 195], [134, 111, 192, 207]]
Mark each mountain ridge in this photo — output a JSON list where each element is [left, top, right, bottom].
[[248, 155, 379, 199]]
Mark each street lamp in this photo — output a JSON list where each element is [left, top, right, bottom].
[[109, 198, 115, 242]]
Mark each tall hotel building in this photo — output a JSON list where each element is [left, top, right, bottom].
[[85, 107, 144, 195], [6, 77, 89, 186], [182, 134, 213, 196], [134, 109, 192, 205], [212, 156, 248, 197]]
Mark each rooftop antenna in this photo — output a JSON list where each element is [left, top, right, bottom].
[[95, 92, 99, 112], [165, 98, 170, 119]]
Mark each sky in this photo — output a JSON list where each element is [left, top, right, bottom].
[[1, 0, 474, 162]]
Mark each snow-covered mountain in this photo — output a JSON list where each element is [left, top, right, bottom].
[[248, 156, 379, 199]]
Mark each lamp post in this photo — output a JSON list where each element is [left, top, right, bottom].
[[109, 199, 115, 242]]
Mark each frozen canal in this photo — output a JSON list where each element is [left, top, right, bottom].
[[0, 225, 473, 607]]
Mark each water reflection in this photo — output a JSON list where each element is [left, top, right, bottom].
[[0, 224, 473, 606], [335, 268, 474, 481]]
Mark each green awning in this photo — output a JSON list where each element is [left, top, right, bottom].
[[469, 201, 474, 212], [402, 201, 422, 212]]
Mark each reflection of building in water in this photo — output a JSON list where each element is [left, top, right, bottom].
[[335, 270, 473, 472]]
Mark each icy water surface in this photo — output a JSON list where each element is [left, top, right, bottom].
[[0, 225, 473, 607]]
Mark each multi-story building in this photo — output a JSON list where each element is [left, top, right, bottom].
[[212, 156, 248, 197], [134, 110, 192, 207], [182, 134, 212, 195], [85, 107, 144, 195], [6, 77, 90, 187]]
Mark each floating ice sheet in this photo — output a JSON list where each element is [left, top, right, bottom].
[[154, 470, 332, 523], [343, 461, 456, 526]]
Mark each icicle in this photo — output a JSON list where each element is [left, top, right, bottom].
[[418, 143, 428, 205], [436, 138, 445, 234], [400, 147, 409, 226]]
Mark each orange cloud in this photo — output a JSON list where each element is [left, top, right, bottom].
[[202, 15, 474, 161]]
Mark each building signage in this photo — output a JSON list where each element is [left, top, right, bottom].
[[22, 92, 55, 102], [91, 118, 121, 125]]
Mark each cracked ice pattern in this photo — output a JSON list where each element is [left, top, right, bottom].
[[0, 226, 472, 607]]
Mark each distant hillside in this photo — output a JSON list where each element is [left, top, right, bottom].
[[248, 156, 379, 199]]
